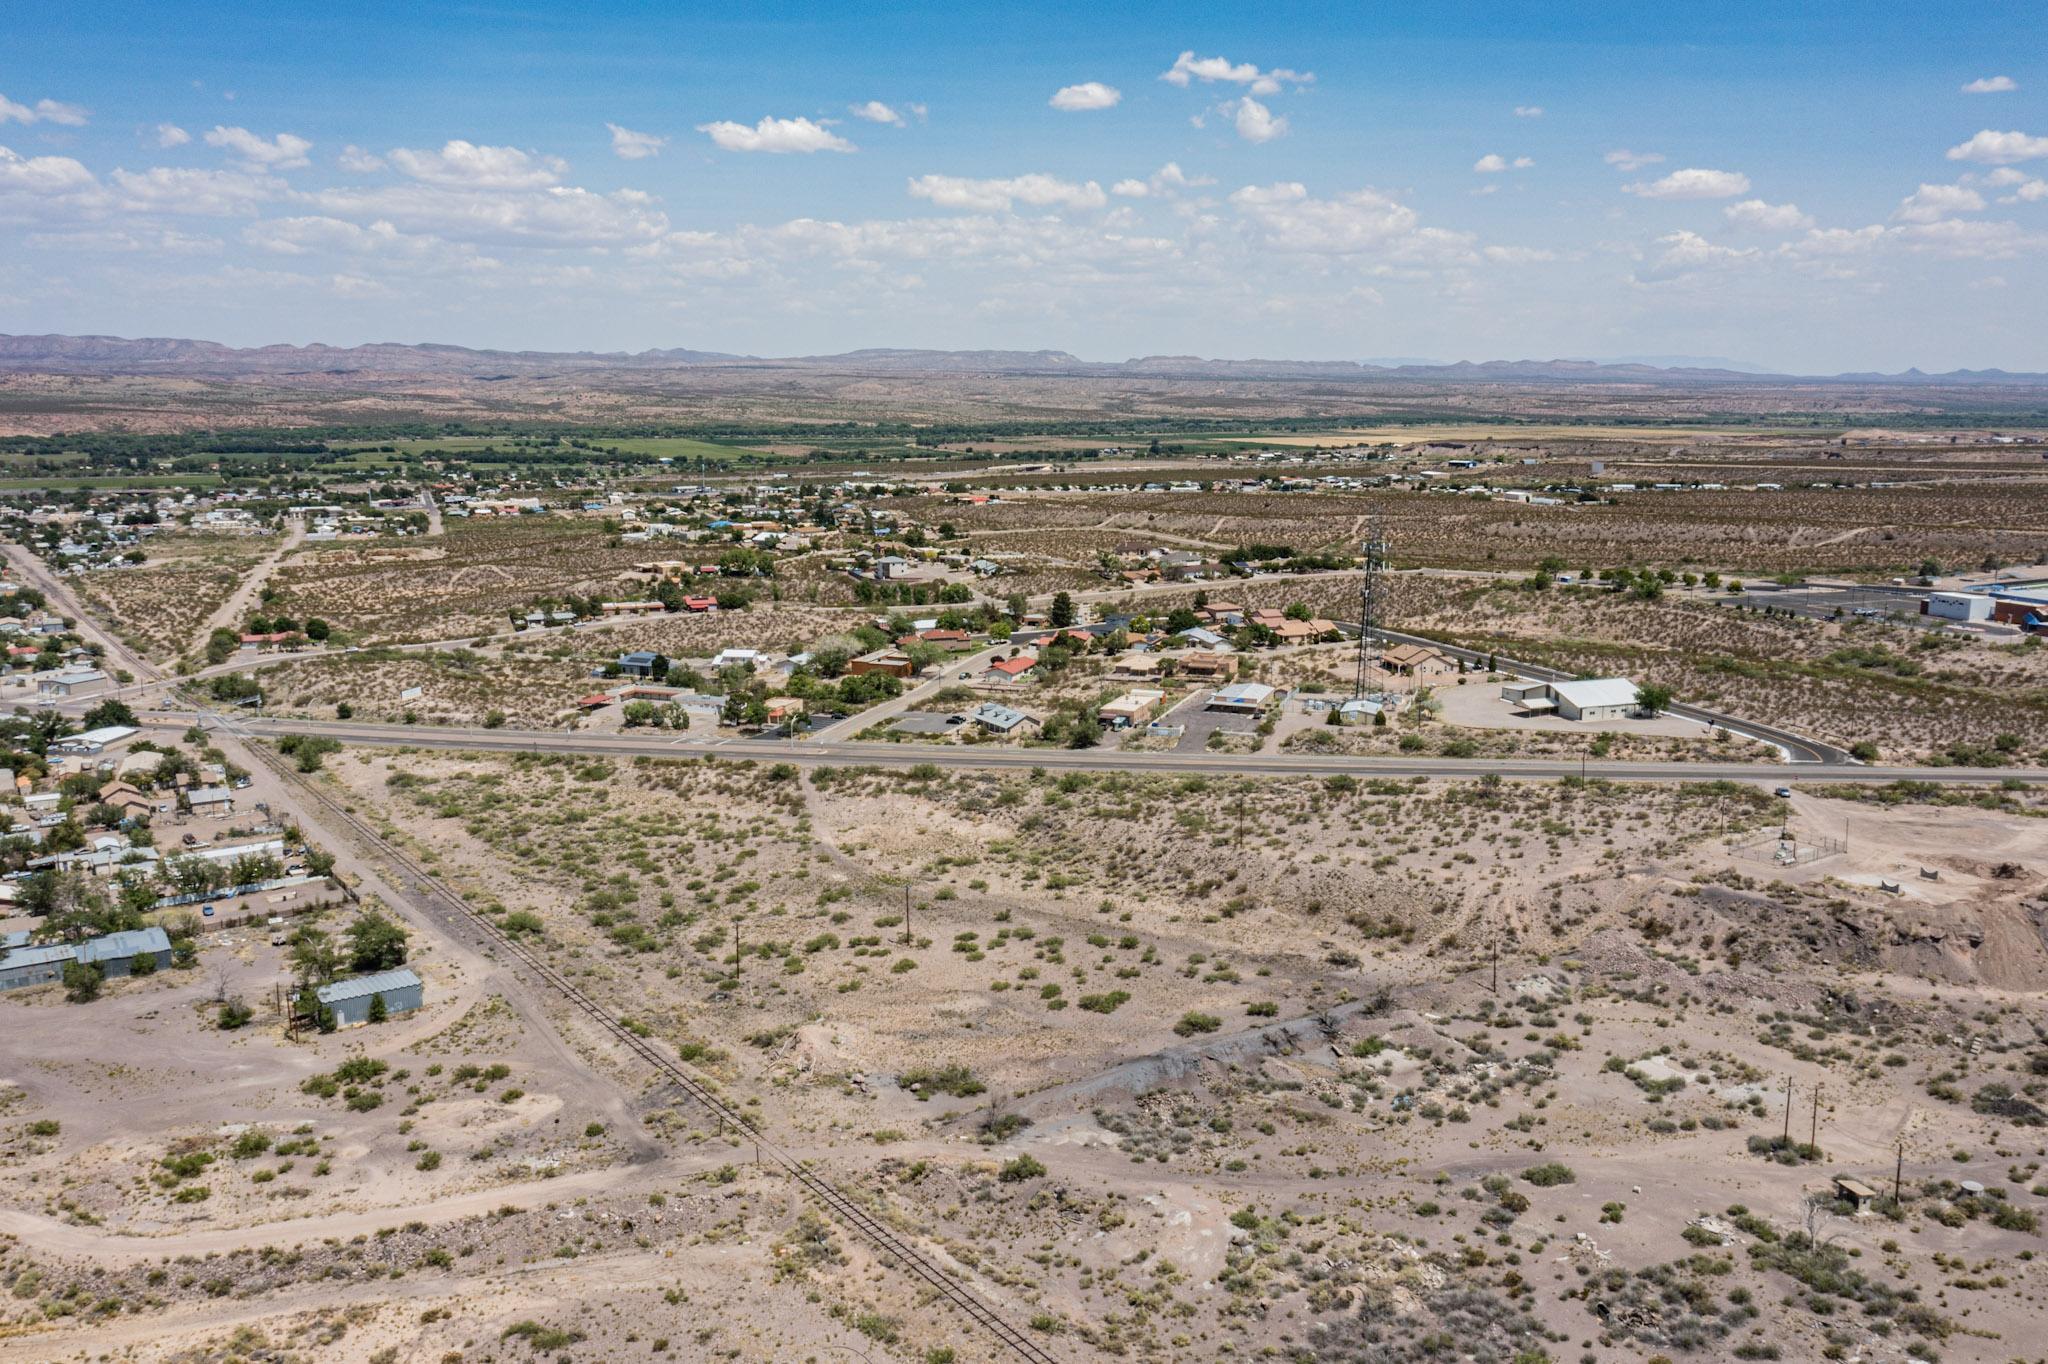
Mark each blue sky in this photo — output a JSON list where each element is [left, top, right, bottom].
[[3, 2, 2044, 370]]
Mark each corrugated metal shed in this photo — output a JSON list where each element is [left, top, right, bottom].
[[317, 967, 422, 1003], [316, 967, 424, 1026], [78, 926, 172, 966]]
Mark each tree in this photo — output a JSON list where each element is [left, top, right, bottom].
[[61, 960, 104, 1003], [1049, 592, 1076, 628], [1634, 683, 1674, 715], [1283, 602, 1312, 621], [34, 872, 137, 942], [304, 618, 331, 641], [366, 992, 389, 1024], [346, 913, 409, 973], [289, 926, 343, 987], [82, 698, 137, 730]]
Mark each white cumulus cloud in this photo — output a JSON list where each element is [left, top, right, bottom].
[[1230, 97, 1288, 143], [1603, 149, 1664, 172], [154, 123, 190, 148], [1945, 129, 2048, 164], [389, 140, 565, 188], [1111, 161, 1214, 197], [1961, 76, 2017, 94], [203, 125, 312, 170], [0, 143, 99, 194], [849, 101, 906, 125], [906, 172, 1107, 212], [1893, 182, 1986, 223], [110, 165, 281, 216], [1723, 199, 1814, 232], [1160, 52, 1312, 96], [1642, 228, 1759, 277], [607, 123, 667, 159], [0, 94, 89, 127], [1473, 153, 1532, 173], [1513, 105, 1544, 118], [339, 144, 385, 173], [1228, 182, 1473, 263], [698, 116, 854, 154], [1624, 167, 1751, 199], [1049, 82, 1121, 112]]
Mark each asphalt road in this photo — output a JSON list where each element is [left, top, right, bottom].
[[166, 715, 2044, 786]]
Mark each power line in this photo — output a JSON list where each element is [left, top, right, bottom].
[[249, 742, 1062, 1363]]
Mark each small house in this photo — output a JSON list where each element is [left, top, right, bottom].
[[980, 655, 1037, 685], [848, 649, 916, 678], [1381, 643, 1457, 677], [971, 703, 1038, 735], [1098, 689, 1165, 729], [617, 650, 664, 679]]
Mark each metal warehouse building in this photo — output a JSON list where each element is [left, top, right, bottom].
[[1502, 676, 1642, 722], [77, 926, 173, 978], [0, 925, 172, 990], [0, 942, 79, 991], [316, 967, 424, 1027]]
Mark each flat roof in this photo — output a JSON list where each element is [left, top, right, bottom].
[[56, 725, 139, 748]]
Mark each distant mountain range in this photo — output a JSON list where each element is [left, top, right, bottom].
[[1, 333, 2043, 386]]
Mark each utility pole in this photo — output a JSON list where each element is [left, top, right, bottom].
[[1236, 791, 1246, 849], [1353, 505, 1388, 702], [731, 915, 741, 970], [1810, 1084, 1822, 1150], [1894, 1139, 1905, 1204], [1783, 1077, 1794, 1144], [901, 883, 912, 945], [1489, 929, 1499, 994]]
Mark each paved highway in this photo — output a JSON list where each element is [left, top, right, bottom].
[[183, 714, 2044, 786]]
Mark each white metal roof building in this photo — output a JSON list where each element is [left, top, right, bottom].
[[1207, 681, 1278, 712], [50, 725, 140, 755], [1548, 677, 1641, 720], [1504, 676, 1641, 721], [315, 967, 424, 1027]]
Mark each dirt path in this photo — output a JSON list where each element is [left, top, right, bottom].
[[0, 1157, 695, 1264], [1, 540, 163, 682], [190, 517, 307, 654], [0, 1230, 761, 1361]]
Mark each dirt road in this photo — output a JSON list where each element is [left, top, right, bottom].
[[189, 516, 307, 655]]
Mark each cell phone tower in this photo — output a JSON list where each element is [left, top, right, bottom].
[[1353, 505, 1389, 701]]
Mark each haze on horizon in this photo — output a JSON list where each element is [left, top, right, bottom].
[[2, 1, 2044, 372]]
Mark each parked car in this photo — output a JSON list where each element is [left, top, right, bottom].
[[181, 833, 200, 846], [1774, 787, 1792, 798], [201, 905, 215, 917]]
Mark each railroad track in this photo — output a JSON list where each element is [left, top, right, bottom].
[[239, 727, 1062, 1364]]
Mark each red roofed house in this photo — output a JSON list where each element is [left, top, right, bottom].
[[980, 654, 1038, 685], [239, 632, 298, 652]]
